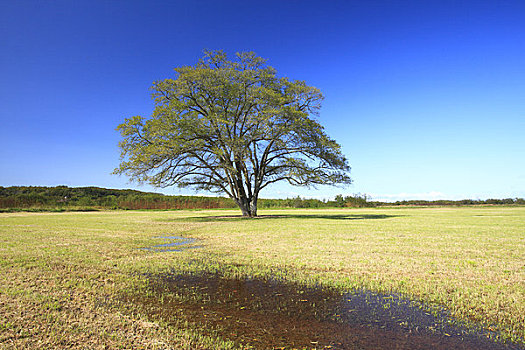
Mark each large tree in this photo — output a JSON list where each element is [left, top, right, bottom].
[[114, 50, 351, 217]]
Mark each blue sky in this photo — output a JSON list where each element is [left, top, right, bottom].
[[1, 0, 524, 201]]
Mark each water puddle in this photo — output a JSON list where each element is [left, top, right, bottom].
[[127, 272, 524, 350], [139, 236, 202, 252]]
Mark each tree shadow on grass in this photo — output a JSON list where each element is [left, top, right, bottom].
[[128, 271, 519, 350], [162, 213, 403, 222]]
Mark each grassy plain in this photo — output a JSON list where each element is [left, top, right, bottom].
[[0, 207, 524, 349]]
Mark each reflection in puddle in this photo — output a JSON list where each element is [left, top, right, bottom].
[[127, 272, 524, 350], [140, 236, 201, 252]]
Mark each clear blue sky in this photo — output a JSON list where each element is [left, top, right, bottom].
[[1, 0, 524, 201]]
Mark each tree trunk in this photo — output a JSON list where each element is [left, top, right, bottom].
[[250, 196, 258, 217], [235, 196, 257, 217], [236, 197, 251, 217]]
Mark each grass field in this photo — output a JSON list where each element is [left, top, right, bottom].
[[1, 207, 524, 349]]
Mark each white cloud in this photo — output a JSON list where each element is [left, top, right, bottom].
[[369, 191, 454, 202]]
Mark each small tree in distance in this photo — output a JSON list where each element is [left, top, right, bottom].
[[114, 50, 351, 217]]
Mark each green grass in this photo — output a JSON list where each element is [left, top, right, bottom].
[[1, 207, 524, 348]]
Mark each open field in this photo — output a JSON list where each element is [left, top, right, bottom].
[[1, 207, 524, 349]]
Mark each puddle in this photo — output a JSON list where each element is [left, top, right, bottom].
[[126, 272, 524, 350], [139, 236, 202, 252]]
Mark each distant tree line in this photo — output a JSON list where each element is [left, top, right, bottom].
[[258, 194, 375, 208], [384, 198, 525, 206], [0, 186, 523, 211], [0, 186, 236, 210]]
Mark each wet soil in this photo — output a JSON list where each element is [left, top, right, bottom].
[[126, 272, 524, 350], [139, 236, 202, 252]]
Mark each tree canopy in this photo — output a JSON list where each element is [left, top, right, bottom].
[[114, 50, 351, 216]]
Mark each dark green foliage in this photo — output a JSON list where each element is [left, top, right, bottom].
[[0, 186, 235, 210], [331, 193, 372, 208]]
